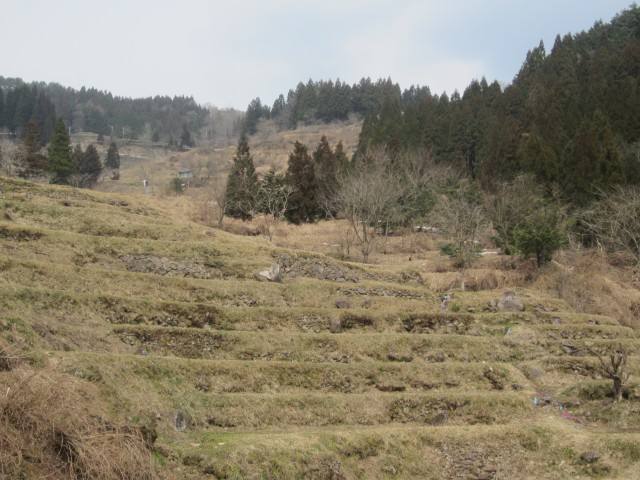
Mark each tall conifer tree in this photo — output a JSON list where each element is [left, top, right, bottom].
[[285, 141, 320, 224], [79, 144, 102, 183], [312, 135, 339, 217], [225, 134, 258, 220], [20, 120, 47, 176], [47, 118, 74, 184], [72, 144, 84, 171], [105, 142, 120, 169]]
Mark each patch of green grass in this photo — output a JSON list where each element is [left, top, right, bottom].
[[152, 450, 167, 467], [334, 434, 385, 459], [562, 381, 611, 401], [6, 317, 36, 340], [521, 426, 552, 452], [559, 446, 575, 460], [608, 439, 640, 462], [72, 363, 103, 383], [0, 257, 14, 272]]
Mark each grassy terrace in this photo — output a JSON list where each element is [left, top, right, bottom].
[[1, 176, 639, 479]]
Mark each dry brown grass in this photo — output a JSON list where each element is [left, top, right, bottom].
[[6, 138, 640, 478], [0, 362, 157, 479], [248, 119, 362, 173], [0, 341, 22, 372], [533, 246, 640, 328], [90, 118, 363, 203]]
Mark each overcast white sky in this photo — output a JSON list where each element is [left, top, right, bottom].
[[0, 1, 635, 109]]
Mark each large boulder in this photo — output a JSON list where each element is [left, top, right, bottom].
[[494, 291, 525, 312], [173, 410, 187, 432], [329, 318, 343, 333], [335, 299, 351, 309], [254, 264, 282, 282]]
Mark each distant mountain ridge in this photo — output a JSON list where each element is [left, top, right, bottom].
[[0, 76, 209, 143]]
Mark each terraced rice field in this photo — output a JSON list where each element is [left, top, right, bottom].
[[1, 177, 639, 479]]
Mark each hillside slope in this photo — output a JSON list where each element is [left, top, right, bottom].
[[1, 176, 639, 479]]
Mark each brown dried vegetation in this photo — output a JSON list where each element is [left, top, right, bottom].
[[0, 344, 157, 480]]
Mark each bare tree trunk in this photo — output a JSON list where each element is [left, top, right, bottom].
[[593, 348, 628, 402], [360, 218, 372, 263], [614, 376, 623, 402]]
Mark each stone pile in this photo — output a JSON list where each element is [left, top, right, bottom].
[[278, 254, 359, 282], [340, 286, 425, 300], [121, 254, 213, 279]]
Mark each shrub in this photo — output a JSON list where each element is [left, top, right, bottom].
[[0, 365, 157, 479], [171, 177, 184, 194], [514, 208, 564, 267]]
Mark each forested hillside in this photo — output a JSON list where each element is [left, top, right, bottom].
[[3, 5, 640, 207], [243, 77, 405, 134], [0, 77, 209, 142], [0, 82, 56, 143], [243, 6, 640, 207], [356, 6, 640, 204]]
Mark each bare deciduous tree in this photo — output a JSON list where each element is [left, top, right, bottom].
[[333, 149, 404, 263], [394, 148, 452, 226], [254, 177, 295, 242], [0, 140, 21, 177], [583, 186, 640, 265], [592, 347, 629, 402], [432, 186, 487, 291], [67, 173, 97, 189], [486, 174, 546, 255], [202, 159, 230, 228]]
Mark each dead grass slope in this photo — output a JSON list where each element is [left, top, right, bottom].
[[2, 175, 640, 479]]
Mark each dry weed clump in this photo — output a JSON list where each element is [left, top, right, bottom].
[[463, 270, 506, 292], [0, 342, 23, 372], [0, 365, 157, 479], [534, 247, 640, 329]]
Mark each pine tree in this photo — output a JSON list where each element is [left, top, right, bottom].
[[285, 141, 320, 224], [32, 90, 56, 144], [563, 110, 625, 203], [517, 130, 558, 185], [244, 98, 269, 135], [20, 120, 47, 176], [333, 141, 350, 173], [105, 142, 120, 169], [312, 135, 339, 217], [79, 144, 102, 183], [271, 94, 286, 118], [514, 207, 564, 267], [47, 117, 74, 184], [72, 144, 84, 171], [180, 124, 193, 148], [225, 134, 258, 220]]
